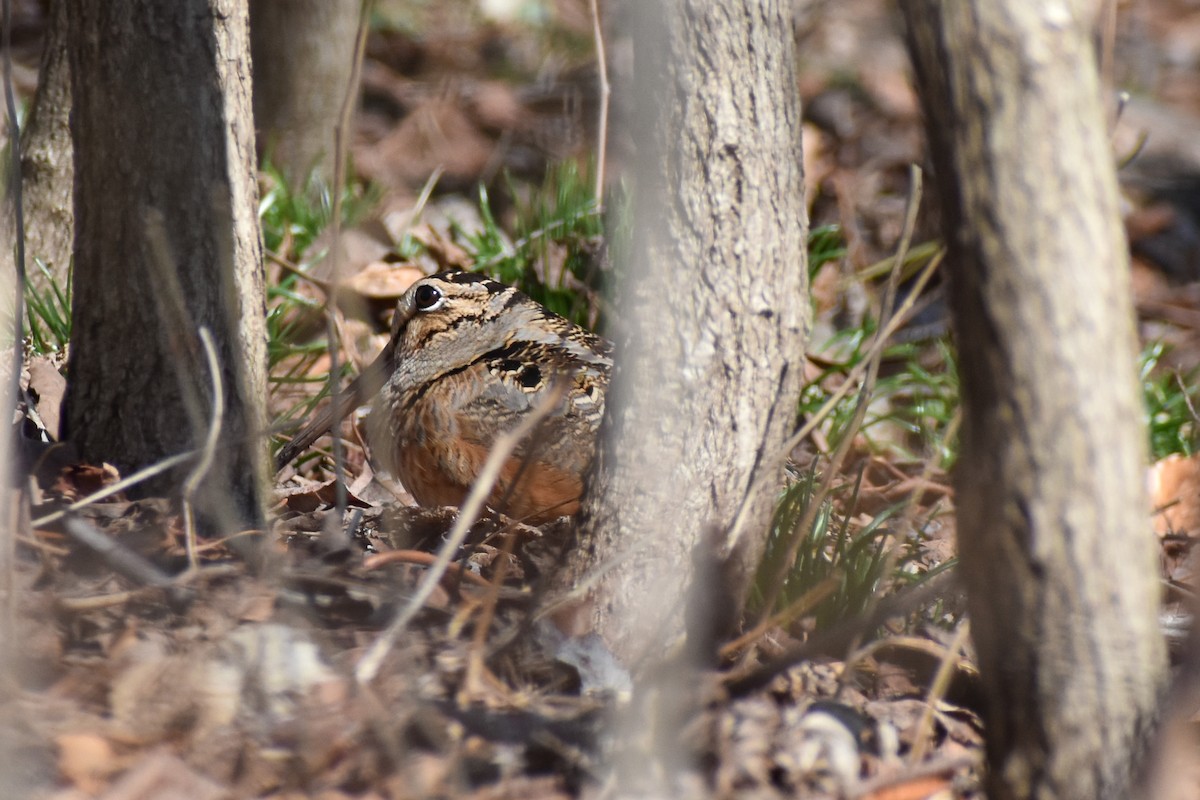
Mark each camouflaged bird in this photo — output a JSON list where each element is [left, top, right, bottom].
[[275, 270, 612, 524]]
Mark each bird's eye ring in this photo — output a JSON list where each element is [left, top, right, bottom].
[[413, 284, 444, 311]]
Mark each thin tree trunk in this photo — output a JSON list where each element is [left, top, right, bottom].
[[20, 0, 72, 290], [900, 2, 1166, 798], [250, 0, 360, 189], [565, 2, 809, 664], [64, 0, 268, 533]]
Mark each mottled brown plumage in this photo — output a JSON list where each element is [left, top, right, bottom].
[[276, 270, 611, 523]]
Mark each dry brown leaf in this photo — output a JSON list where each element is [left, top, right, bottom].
[[1150, 453, 1200, 537], [277, 478, 373, 513], [28, 356, 67, 440], [52, 463, 122, 502], [343, 261, 424, 300], [56, 733, 120, 795]]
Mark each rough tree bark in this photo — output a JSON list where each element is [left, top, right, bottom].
[[63, 0, 268, 532], [900, 2, 1167, 798], [564, 2, 809, 664], [250, 0, 360, 189], [19, 0, 72, 290]]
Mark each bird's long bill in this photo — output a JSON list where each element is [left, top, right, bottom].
[[273, 341, 396, 472]]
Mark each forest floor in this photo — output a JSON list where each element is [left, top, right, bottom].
[[7, 1, 1200, 798]]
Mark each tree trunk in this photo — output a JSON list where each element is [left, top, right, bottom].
[[63, 0, 268, 533], [20, 0, 73, 291], [900, 2, 1166, 798], [250, 0, 360, 189], [564, 2, 809, 664]]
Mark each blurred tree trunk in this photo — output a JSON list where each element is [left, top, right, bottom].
[[901, 2, 1166, 798], [20, 0, 73, 290], [250, 0, 360, 189], [63, 0, 268, 533], [565, 2, 809, 664]]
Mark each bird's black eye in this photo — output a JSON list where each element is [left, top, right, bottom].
[[413, 284, 443, 311]]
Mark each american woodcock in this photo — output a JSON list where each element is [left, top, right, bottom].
[[276, 270, 612, 523]]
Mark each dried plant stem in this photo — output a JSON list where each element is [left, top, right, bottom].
[[363, 549, 493, 588], [724, 568, 958, 698], [181, 328, 225, 569], [63, 516, 175, 590], [460, 531, 515, 703], [720, 576, 838, 659], [31, 450, 195, 528], [908, 618, 971, 763], [588, 0, 610, 206], [323, 0, 373, 519]]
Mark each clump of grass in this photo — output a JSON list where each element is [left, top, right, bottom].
[[752, 465, 923, 631], [868, 340, 959, 464], [259, 161, 380, 264], [800, 323, 960, 464], [1141, 341, 1199, 460], [260, 161, 380, 367], [458, 160, 607, 329], [808, 223, 846, 280], [761, 223, 957, 632], [24, 260, 72, 356]]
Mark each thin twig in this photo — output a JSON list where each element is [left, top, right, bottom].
[[273, 339, 394, 471], [31, 450, 196, 528], [56, 587, 159, 613], [723, 568, 959, 699], [323, 0, 374, 520], [460, 529, 515, 704], [322, 320, 349, 515], [181, 328, 225, 569], [588, 0, 610, 207], [62, 516, 175, 590], [54, 560, 241, 613], [908, 618, 971, 763], [16, 533, 68, 556], [362, 549, 492, 588], [265, 250, 334, 293], [330, 0, 372, 281], [397, 165, 444, 246], [719, 576, 839, 659], [356, 380, 567, 684]]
